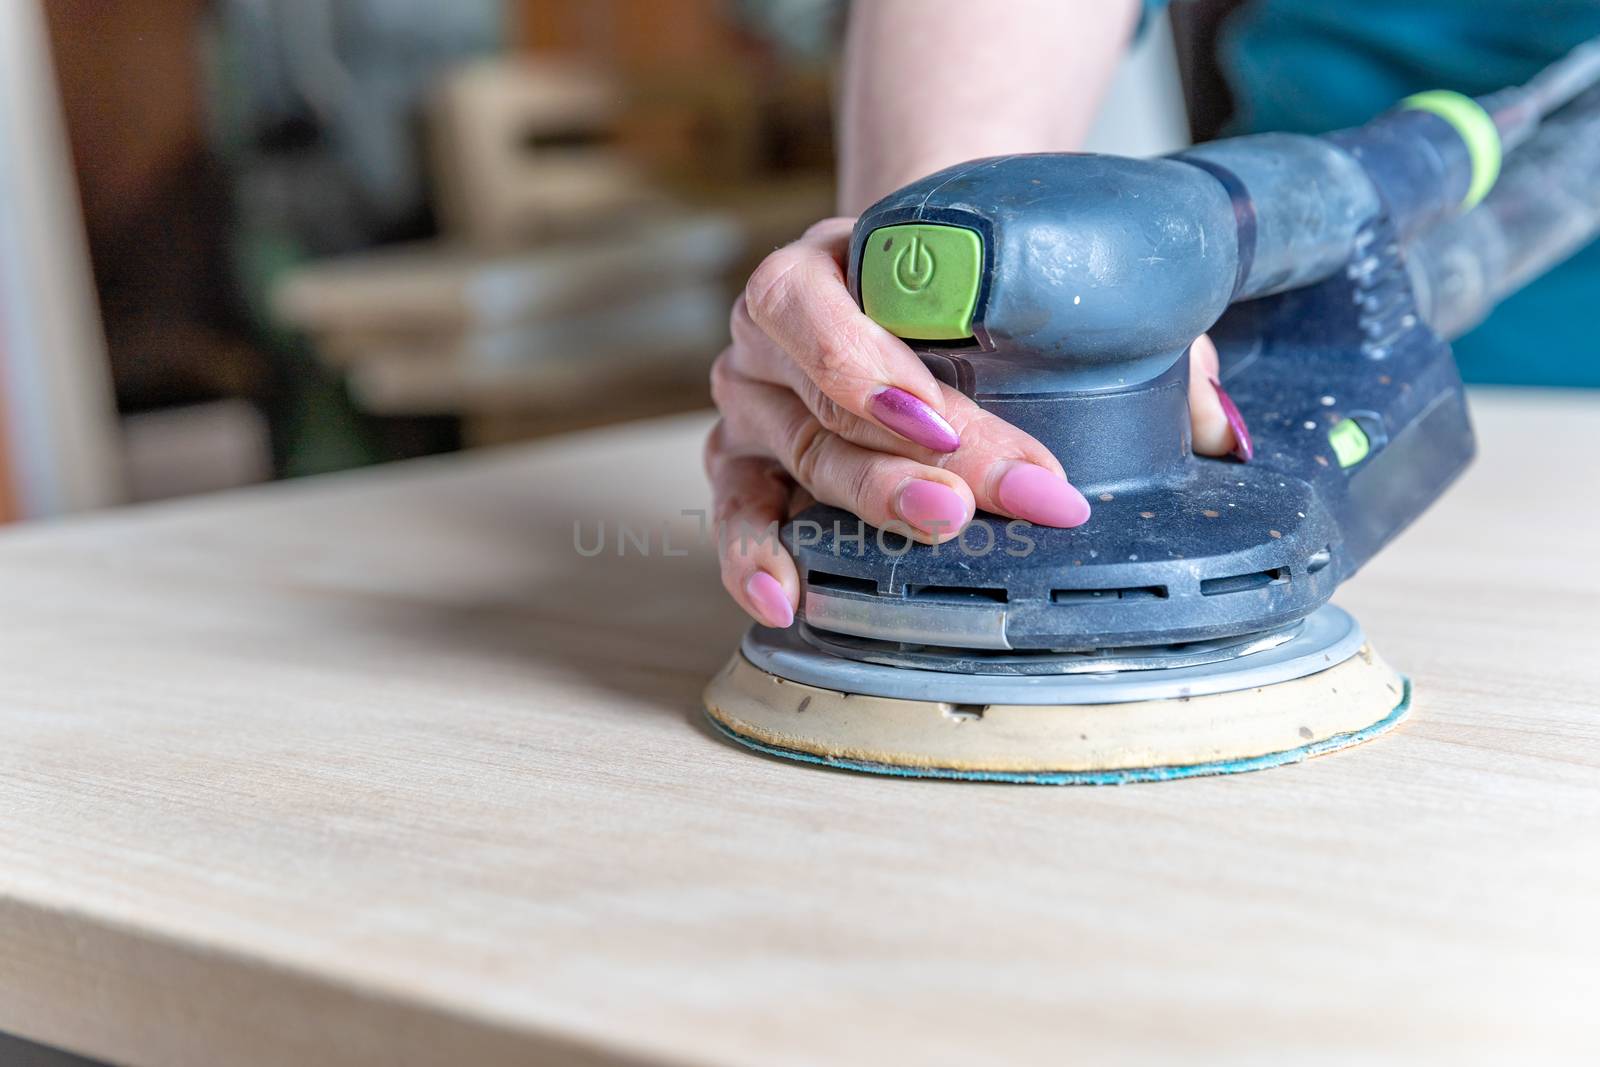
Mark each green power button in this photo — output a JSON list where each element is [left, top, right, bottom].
[[860, 223, 982, 341], [1328, 418, 1372, 467]]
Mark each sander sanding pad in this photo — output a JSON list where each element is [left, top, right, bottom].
[[703, 642, 1409, 785]]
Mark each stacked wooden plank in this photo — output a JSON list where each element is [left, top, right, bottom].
[[272, 60, 762, 440], [275, 215, 741, 421]]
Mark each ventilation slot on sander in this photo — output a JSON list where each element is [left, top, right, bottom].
[[1200, 569, 1290, 596], [805, 570, 876, 595], [909, 585, 1008, 604], [1052, 585, 1169, 604]]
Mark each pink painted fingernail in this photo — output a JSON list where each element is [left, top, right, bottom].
[[868, 387, 960, 453], [1211, 377, 1254, 462], [996, 464, 1092, 528], [896, 479, 970, 538], [743, 571, 794, 628]]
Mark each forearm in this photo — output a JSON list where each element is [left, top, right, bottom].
[[836, 0, 1141, 214]]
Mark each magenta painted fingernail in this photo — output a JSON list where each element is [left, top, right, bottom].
[[1211, 377, 1254, 462], [868, 387, 960, 453], [996, 464, 1092, 528], [743, 571, 794, 628], [896, 479, 969, 537]]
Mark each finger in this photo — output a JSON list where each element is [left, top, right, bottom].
[[1188, 334, 1243, 458], [932, 390, 1093, 528], [737, 219, 961, 453], [705, 422, 798, 628], [726, 313, 950, 463], [723, 337, 1092, 530], [720, 376, 974, 544]]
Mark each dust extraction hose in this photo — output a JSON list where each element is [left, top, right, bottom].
[[1405, 83, 1600, 340]]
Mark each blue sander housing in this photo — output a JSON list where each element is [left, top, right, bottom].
[[705, 40, 1600, 783]]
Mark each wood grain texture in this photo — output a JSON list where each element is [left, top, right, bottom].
[[0, 390, 1596, 1066]]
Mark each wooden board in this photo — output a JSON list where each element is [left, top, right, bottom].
[[324, 282, 727, 417], [0, 390, 1597, 1066], [271, 214, 742, 336], [427, 60, 658, 248]]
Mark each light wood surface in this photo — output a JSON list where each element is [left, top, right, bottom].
[[272, 214, 741, 336], [427, 60, 659, 249], [0, 390, 1597, 1066]]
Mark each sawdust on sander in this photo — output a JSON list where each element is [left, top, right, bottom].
[[704, 645, 1408, 781]]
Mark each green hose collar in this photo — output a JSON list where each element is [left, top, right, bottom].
[[1402, 89, 1502, 210]]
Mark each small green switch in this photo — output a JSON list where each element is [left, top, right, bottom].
[[1328, 418, 1371, 468], [860, 223, 982, 341]]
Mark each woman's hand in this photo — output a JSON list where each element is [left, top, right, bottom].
[[704, 217, 1244, 629]]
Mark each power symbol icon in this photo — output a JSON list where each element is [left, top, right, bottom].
[[893, 237, 935, 292]]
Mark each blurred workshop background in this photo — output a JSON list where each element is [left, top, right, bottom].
[[0, 0, 1222, 522]]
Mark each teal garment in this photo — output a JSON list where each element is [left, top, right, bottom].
[[1146, 0, 1600, 386]]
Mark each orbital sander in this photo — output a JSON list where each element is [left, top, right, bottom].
[[706, 41, 1600, 783]]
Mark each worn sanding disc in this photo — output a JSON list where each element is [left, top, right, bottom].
[[704, 610, 1409, 784]]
